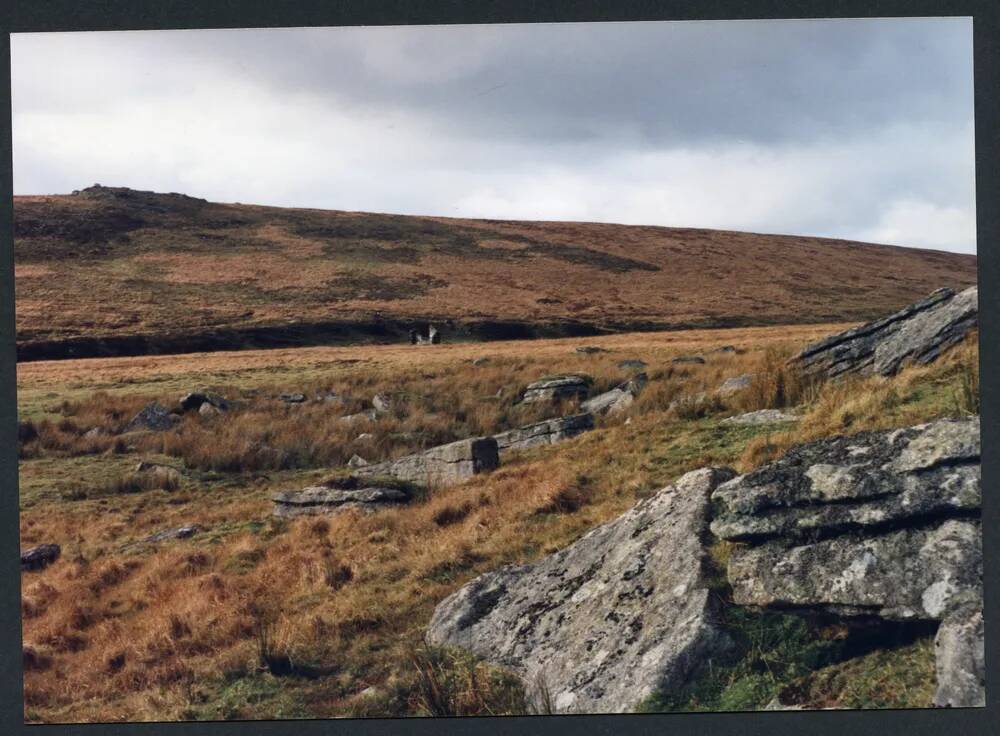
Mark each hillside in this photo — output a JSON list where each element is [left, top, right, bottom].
[[13, 185, 977, 359]]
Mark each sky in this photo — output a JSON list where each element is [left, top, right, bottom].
[[10, 18, 977, 253]]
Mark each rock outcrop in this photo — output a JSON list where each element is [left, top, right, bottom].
[[712, 417, 983, 707], [521, 375, 592, 404], [492, 413, 594, 455], [273, 484, 410, 517], [352, 437, 500, 487], [21, 544, 61, 572], [179, 391, 231, 413], [123, 402, 178, 433], [718, 374, 752, 396], [795, 286, 978, 378], [580, 373, 647, 416], [426, 468, 737, 713]]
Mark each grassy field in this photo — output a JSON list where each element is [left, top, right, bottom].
[[14, 186, 977, 350], [17, 324, 980, 722]]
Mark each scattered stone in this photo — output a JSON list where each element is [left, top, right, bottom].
[[179, 391, 230, 413], [671, 355, 705, 365], [720, 409, 798, 426], [317, 392, 346, 406], [123, 402, 177, 433], [521, 375, 592, 404], [355, 433, 374, 442], [372, 393, 393, 414], [574, 346, 606, 354], [133, 462, 182, 489], [580, 373, 648, 416], [273, 483, 410, 518], [21, 544, 61, 572], [353, 437, 500, 488], [712, 417, 983, 707], [199, 402, 222, 417], [279, 393, 307, 404], [82, 427, 104, 439], [140, 525, 200, 545], [709, 345, 739, 354], [347, 454, 369, 468], [340, 409, 378, 424], [426, 468, 737, 714], [717, 374, 752, 396], [795, 286, 978, 378], [472, 357, 491, 366], [617, 359, 647, 372], [492, 413, 594, 454]]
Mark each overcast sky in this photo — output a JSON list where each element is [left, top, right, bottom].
[[11, 18, 976, 253]]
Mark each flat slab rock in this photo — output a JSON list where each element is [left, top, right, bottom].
[[720, 409, 798, 426], [795, 286, 978, 378], [426, 467, 737, 714], [521, 375, 592, 404], [712, 416, 983, 707], [492, 413, 594, 454], [352, 436, 499, 487], [581, 373, 648, 416], [272, 485, 409, 517]]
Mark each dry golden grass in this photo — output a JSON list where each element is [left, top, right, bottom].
[[17, 326, 979, 722]]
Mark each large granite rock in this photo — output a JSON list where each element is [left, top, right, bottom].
[[179, 391, 231, 413], [711, 417, 980, 542], [712, 417, 983, 707], [353, 437, 499, 487], [492, 413, 594, 455], [581, 373, 648, 416], [426, 467, 737, 714], [273, 484, 410, 517], [795, 286, 978, 378], [521, 375, 592, 404], [21, 544, 61, 572]]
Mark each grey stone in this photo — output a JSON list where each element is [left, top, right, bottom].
[[347, 454, 370, 468], [617, 359, 647, 372], [709, 345, 739, 354], [179, 391, 230, 412], [521, 375, 592, 404], [575, 346, 607, 354], [340, 409, 378, 424], [492, 413, 594, 454], [724, 519, 982, 621], [426, 467, 737, 714], [580, 373, 648, 416], [372, 393, 393, 414], [138, 525, 201, 545], [711, 417, 980, 542], [273, 485, 410, 518], [21, 544, 61, 572], [719, 409, 799, 426], [123, 402, 177, 433], [795, 286, 978, 378], [671, 356, 705, 365], [279, 392, 307, 403], [933, 607, 985, 707], [353, 437, 500, 487], [718, 374, 752, 396], [472, 357, 491, 366], [199, 402, 222, 417]]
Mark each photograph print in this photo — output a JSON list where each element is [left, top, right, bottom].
[[12, 16, 982, 723]]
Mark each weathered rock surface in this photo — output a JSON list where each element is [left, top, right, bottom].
[[933, 606, 985, 707], [123, 402, 177, 433], [720, 409, 799, 426], [672, 355, 705, 365], [521, 375, 592, 404], [426, 467, 737, 714], [21, 544, 61, 572], [372, 393, 393, 414], [492, 413, 594, 454], [122, 525, 202, 550], [795, 286, 978, 378], [711, 417, 980, 542], [279, 392, 307, 404], [273, 484, 410, 517], [580, 373, 648, 416], [718, 374, 752, 396], [353, 437, 500, 487], [347, 454, 369, 468], [713, 416, 983, 706]]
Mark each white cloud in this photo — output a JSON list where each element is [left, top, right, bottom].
[[858, 200, 977, 252]]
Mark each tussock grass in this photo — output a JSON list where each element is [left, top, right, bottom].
[[18, 325, 979, 722]]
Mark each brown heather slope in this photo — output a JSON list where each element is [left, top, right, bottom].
[[14, 185, 976, 357]]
